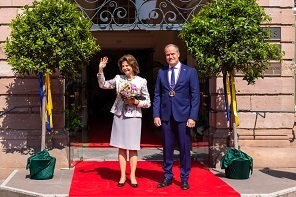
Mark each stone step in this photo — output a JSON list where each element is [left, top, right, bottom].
[[70, 147, 209, 162]]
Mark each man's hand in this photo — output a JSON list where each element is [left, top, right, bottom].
[[186, 119, 195, 128], [154, 117, 162, 127]]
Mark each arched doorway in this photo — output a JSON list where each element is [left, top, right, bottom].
[[69, 0, 210, 164]]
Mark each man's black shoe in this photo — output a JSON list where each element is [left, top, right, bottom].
[[157, 178, 173, 188], [181, 181, 190, 190]]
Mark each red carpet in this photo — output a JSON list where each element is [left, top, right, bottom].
[[69, 161, 239, 197]]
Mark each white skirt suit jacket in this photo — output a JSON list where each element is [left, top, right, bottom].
[[97, 73, 151, 117]]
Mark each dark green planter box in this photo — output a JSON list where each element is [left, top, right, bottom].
[[225, 160, 251, 179], [28, 157, 56, 180], [26, 149, 56, 180]]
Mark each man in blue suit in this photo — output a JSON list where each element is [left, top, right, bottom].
[[153, 44, 200, 190]]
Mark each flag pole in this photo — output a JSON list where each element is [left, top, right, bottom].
[[41, 80, 46, 150]]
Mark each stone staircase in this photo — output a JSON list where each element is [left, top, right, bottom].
[[69, 147, 210, 164]]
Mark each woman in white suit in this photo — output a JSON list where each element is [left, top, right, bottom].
[[97, 54, 151, 188]]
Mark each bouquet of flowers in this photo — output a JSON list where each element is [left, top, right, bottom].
[[119, 82, 139, 100]]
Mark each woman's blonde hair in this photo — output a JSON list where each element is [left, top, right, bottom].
[[117, 54, 140, 74]]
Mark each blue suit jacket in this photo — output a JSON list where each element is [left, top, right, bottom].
[[153, 64, 200, 122]]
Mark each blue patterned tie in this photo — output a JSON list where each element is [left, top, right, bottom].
[[170, 67, 175, 86]]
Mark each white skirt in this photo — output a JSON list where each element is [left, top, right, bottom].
[[110, 114, 142, 150]]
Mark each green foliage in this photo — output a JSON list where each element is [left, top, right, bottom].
[[65, 106, 83, 132], [4, 0, 100, 79], [179, 0, 283, 84]]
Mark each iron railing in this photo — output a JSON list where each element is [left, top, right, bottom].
[[0, 105, 40, 117], [74, 0, 205, 31]]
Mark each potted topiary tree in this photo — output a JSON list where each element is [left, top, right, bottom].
[[179, 0, 283, 149], [4, 0, 100, 150]]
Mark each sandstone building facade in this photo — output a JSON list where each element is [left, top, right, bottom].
[[0, 0, 295, 168]]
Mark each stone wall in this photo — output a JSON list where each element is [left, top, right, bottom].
[[209, 0, 296, 168], [0, 0, 68, 169]]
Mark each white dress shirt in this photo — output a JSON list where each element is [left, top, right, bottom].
[[168, 61, 181, 85]]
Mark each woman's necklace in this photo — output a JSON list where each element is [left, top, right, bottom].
[[126, 76, 135, 81]]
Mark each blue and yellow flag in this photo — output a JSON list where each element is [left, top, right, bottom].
[[223, 72, 231, 122], [45, 73, 53, 130], [230, 73, 239, 127]]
